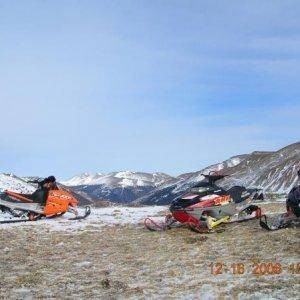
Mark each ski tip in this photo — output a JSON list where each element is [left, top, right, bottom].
[[259, 220, 271, 231], [68, 206, 91, 221]]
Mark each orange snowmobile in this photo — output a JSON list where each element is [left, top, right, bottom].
[[0, 178, 90, 224]]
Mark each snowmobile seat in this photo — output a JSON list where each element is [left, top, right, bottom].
[[22, 189, 48, 206]]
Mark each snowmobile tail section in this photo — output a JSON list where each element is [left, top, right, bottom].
[[4, 190, 34, 203], [0, 198, 44, 214]]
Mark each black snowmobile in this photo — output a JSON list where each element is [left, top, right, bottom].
[[260, 170, 300, 231], [145, 172, 264, 232]]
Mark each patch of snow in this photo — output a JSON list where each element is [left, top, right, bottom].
[[0, 206, 167, 231], [75, 261, 91, 267]]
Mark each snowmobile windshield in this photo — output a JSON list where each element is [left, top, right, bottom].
[[191, 180, 226, 195], [170, 195, 201, 210], [190, 186, 213, 193], [193, 180, 210, 187]]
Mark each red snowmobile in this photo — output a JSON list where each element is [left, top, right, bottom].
[[145, 172, 262, 232], [0, 177, 90, 224]]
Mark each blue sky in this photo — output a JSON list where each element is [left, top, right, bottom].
[[0, 0, 299, 179]]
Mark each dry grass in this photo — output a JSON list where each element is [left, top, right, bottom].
[[0, 202, 299, 299]]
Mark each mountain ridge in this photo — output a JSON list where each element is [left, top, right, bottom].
[[135, 142, 300, 205], [1, 141, 299, 205]]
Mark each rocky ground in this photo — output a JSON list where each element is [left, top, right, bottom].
[[0, 203, 299, 299]]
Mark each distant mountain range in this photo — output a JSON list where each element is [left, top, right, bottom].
[[1, 142, 299, 206], [61, 171, 176, 204]]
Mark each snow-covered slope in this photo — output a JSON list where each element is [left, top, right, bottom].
[[220, 142, 300, 193], [0, 205, 166, 230], [0, 173, 36, 193]]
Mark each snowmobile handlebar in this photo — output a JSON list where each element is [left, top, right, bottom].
[[201, 173, 228, 180], [200, 172, 229, 186], [27, 180, 41, 184], [208, 171, 229, 177]]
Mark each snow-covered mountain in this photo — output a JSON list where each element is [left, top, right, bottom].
[[61, 171, 174, 188], [220, 142, 300, 193], [0, 173, 36, 193], [62, 171, 176, 203], [1, 142, 299, 205], [135, 142, 300, 205]]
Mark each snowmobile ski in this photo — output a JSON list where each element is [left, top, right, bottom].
[[259, 215, 274, 231], [68, 206, 91, 221], [0, 217, 39, 224], [260, 214, 300, 231], [144, 214, 179, 231]]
